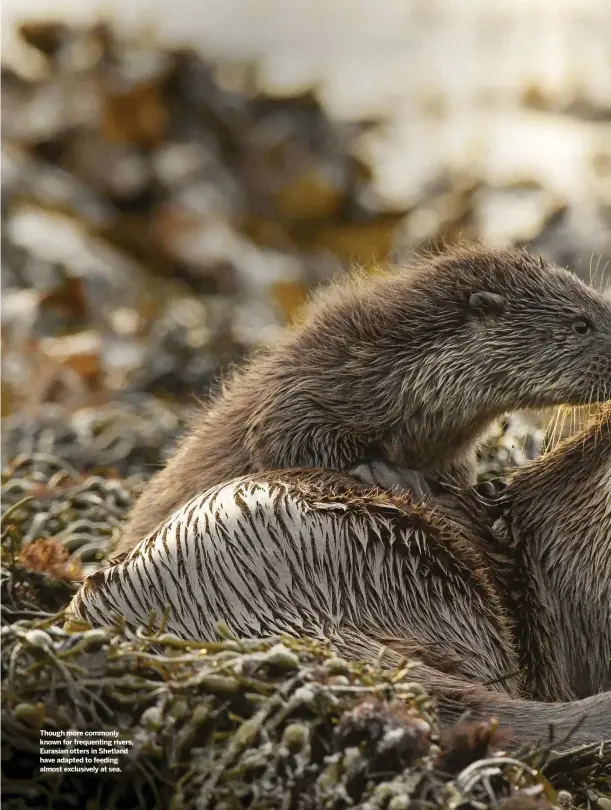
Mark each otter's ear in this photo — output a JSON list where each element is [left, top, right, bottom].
[[468, 291, 505, 318]]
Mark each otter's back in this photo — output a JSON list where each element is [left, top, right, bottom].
[[69, 470, 520, 688]]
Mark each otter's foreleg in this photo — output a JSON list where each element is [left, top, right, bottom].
[[348, 460, 482, 509], [439, 451, 479, 489], [348, 442, 482, 502]]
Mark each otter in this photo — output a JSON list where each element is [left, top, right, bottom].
[[67, 403, 611, 748], [493, 401, 611, 703], [115, 245, 611, 556]]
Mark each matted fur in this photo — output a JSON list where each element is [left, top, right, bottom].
[[71, 471, 520, 689]]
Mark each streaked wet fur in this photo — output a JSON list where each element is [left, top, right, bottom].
[[495, 402, 611, 702], [73, 473, 520, 685], [69, 406, 611, 749], [116, 246, 611, 555]]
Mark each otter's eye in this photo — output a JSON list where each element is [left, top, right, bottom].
[[571, 318, 594, 335]]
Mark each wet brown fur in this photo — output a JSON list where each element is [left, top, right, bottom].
[[117, 245, 611, 557], [495, 402, 611, 703], [402, 403, 611, 746], [73, 406, 611, 749], [283, 405, 611, 745]]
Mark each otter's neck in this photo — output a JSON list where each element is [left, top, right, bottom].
[[285, 290, 509, 474], [504, 431, 611, 700]]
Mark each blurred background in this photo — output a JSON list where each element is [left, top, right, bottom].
[[2, 0, 611, 476]]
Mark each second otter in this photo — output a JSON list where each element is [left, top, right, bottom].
[[494, 402, 611, 702], [117, 246, 611, 553]]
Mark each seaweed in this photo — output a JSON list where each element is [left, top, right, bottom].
[[4, 610, 608, 810]]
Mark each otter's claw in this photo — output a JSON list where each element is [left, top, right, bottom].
[[349, 461, 433, 501]]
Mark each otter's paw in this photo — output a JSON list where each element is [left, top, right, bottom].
[[349, 461, 432, 501], [475, 478, 508, 499]]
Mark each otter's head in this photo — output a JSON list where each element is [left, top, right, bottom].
[[390, 247, 611, 414]]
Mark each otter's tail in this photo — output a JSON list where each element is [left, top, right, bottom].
[[414, 662, 611, 749], [331, 630, 610, 750]]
